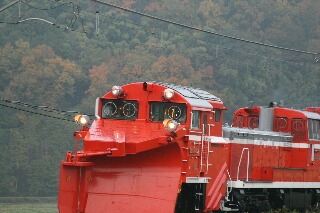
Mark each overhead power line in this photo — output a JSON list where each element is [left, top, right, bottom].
[[90, 0, 319, 56], [0, 0, 86, 32], [1, 0, 318, 56], [0, 97, 94, 123], [1, 0, 319, 65], [19, 17, 54, 25], [0, 102, 74, 123], [0, 0, 20, 13]]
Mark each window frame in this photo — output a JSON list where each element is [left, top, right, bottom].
[[101, 99, 139, 120], [149, 101, 187, 123], [191, 110, 200, 129], [308, 119, 320, 140]]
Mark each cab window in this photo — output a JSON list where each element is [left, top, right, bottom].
[[101, 99, 138, 120], [308, 119, 320, 140], [149, 102, 187, 123], [215, 110, 221, 122], [203, 114, 208, 134], [191, 110, 200, 129]]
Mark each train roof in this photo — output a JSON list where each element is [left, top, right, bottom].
[[155, 82, 221, 109], [156, 82, 221, 102], [301, 111, 320, 120], [223, 126, 293, 141]]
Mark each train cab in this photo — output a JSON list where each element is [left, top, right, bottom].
[[59, 82, 229, 213], [230, 102, 320, 169], [222, 102, 320, 211]]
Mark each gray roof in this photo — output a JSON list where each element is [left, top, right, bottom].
[[156, 82, 221, 102], [223, 126, 293, 142], [301, 111, 320, 120]]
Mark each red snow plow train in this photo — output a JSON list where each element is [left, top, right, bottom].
[[58, 82, 320, 212]]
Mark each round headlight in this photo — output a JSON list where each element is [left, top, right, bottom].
[[163, 88, 174, 100], [74, 114, 90, 126], [112, 86, 123, 97], [163, 118, 179, 132]]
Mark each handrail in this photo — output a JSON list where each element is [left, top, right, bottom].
[[226, 169, 232, 200], [236, 148, 250, 181], [208, 124, 215, 137], [200, 124, 204, 172], [190, 111, 193, 130], [206, 124, 215, 174]]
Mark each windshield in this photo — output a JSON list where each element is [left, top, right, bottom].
[[149, 102, 187, 123], [101, 99, 138, 120]]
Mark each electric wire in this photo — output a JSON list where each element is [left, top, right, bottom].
[[0, 97, 94, 116], [0, 0, 87, 32], [19, 17, 54, 25], [0, 102, 74, 123], [15, 0, 320, 67], [2, 15, 318, 69], [90, 0, 320, 56], [0, 97, 94, 124], [5, 0, 319, 57], [39, 3, 320, 67], [0, 0, 319, 68]]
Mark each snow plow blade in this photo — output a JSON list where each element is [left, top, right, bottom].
[[58, 143, 182, 213]]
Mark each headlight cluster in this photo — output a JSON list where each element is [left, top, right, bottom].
[[74, 114, 90, 126], [112, 86, 123, 97], [163, 118, 179, 132], [163, 88, 174, 100]]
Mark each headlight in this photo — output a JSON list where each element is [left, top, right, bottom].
[[112, 86, 123, 97], [74, 114, 90, 126], [163, 88, 174, 100], [163, 118, 179, 132]]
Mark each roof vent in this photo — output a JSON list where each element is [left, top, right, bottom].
[[259, 107, 274, 131], [269, 102, 277, 107]]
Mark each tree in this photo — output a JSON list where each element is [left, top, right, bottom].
[[3, 44, 88, 108], [150, 54, 194, 85]]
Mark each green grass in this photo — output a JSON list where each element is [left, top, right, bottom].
[[0, 203, 58, 213]]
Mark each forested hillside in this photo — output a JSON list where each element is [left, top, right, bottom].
[[0, 0, 319, 196]]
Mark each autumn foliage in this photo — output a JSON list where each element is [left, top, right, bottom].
[[0, 0, 319, 196]]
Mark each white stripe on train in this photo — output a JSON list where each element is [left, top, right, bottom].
[[187, 135, 320, 149], [229, 180, 320, 189]]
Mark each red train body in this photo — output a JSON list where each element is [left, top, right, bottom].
[[58, 82, 320, 212]]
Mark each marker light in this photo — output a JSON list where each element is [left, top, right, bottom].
[[74, 114, 90, 126], [163, 88, 174, 100], [163, 118, 179, 132], [112, 86, 123, 97]]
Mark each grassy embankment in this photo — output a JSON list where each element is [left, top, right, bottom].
[[0, 197, 58, 213]]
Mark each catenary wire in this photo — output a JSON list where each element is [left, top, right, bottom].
[[1, 15, 319, 69], [6, 0, 319, 56], [0, 0, 319, 68], [0, 97, 94, 118], [0, 102, 75, 123], [14, 0, 320, 67], [89, 0, 319, 56]]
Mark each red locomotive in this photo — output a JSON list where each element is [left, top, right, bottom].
[[58, 82, 320, 212]]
